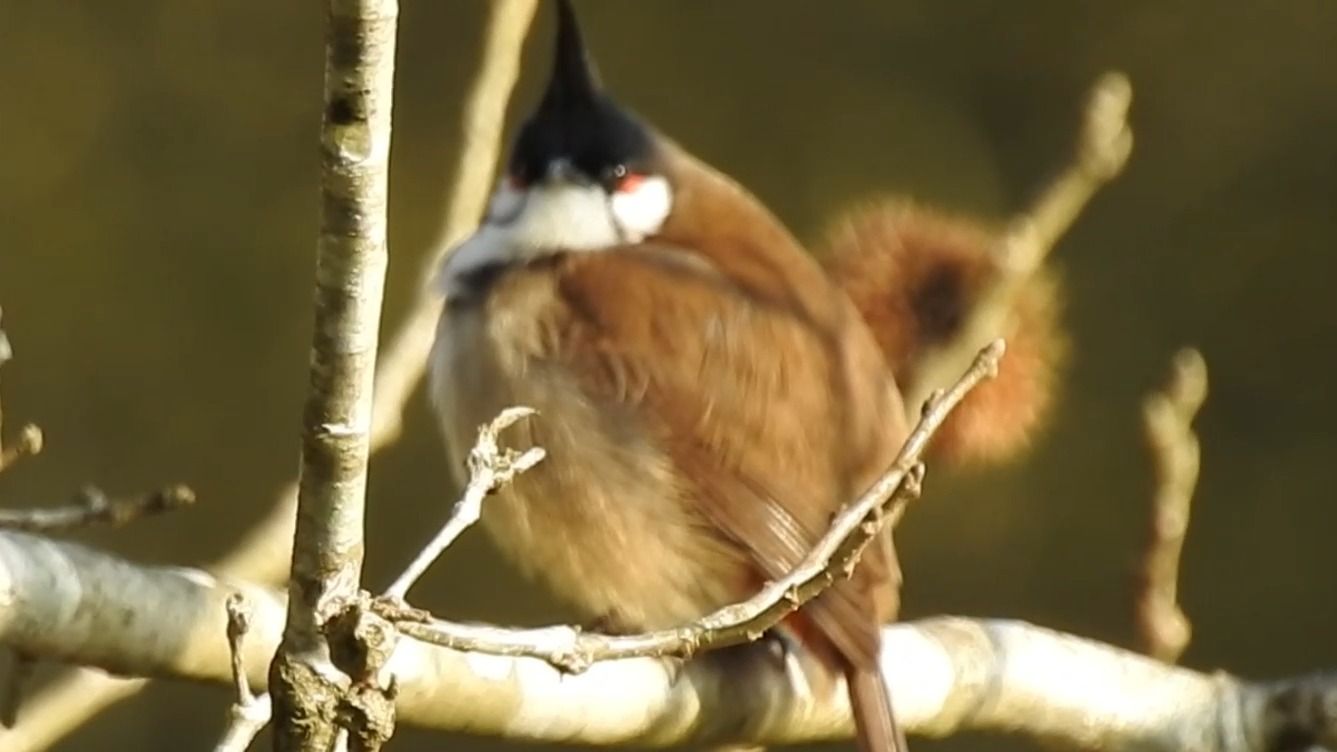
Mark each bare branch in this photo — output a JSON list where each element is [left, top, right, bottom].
[[0, 485, 195, 533], [0, 5, 536, 750], [215, 594, 273, 752], [1137, 348, 1208, 663], [392, 342, 1004, 671], [906, 72, 1133, 413], [267, 0, 400, 747], [384, 407, 545, 600], [0, 531, 1333, 750]]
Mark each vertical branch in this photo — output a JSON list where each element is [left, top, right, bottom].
[[0, 306, 9, 457], [1137, 348, 1208, 663], [269, 0, 399, 750], [3, 4, 537, 749]]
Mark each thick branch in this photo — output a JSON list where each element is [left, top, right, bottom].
[[0, 530, 1331, 750], [270, 0, 399, 748], [4, 3, 538, 748]]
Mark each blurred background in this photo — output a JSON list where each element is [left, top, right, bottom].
[[1, 1, 1335, 750]]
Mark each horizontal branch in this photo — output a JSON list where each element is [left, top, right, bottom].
[[1, 530, 1332, 750]]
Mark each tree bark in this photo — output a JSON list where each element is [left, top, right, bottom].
[[268, 0, 399, 748]]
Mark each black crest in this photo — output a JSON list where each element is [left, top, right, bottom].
[[509, 0, 656, 186]]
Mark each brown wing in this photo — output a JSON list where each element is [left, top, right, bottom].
[[544, 244, 904, 667]]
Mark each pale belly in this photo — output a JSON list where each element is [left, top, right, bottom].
[[429, 304, 752, 630]]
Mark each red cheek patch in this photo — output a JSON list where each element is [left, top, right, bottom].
[[616, 172, 646, 193]]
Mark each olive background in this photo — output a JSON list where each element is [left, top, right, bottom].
[[1, 1, 1334, 750]]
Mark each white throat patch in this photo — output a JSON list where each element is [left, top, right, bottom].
[[437, 175, 673, 300]]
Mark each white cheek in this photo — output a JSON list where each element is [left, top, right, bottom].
[[434, 183, 624, 301], [610, 176, 672, 241], [514, 183, 619, 250]]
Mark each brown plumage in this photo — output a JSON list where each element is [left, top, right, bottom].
[[432, 139, 909, 752], [820, 200, 1066, 466]]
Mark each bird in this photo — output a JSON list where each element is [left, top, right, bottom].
[[430, 2, 1064, 750]]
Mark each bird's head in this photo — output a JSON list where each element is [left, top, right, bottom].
[[486, 0, 672, 252], [440, 0, 786, 302]]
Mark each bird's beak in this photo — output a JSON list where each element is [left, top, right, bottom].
[[544, 159, 581, 186]]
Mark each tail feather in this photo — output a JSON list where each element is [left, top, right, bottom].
[[848, 665, 907, 752]]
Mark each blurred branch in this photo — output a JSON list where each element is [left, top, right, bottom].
[[1137, 349, 1208, 663], [0, 530, 1333, 750], [2, 3, 538, 748], [0, 306, 9, 460], [267, 0, 400, 747], [0, 485, 195, 533], [390, 343, 1002, 672], [0, 309, 43, 475], [0, 652, 34, 728], [906, 71, 1133, 413], [0, 426, 42, 477]]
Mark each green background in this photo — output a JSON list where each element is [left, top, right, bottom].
[[1, 1, 1334, 750]]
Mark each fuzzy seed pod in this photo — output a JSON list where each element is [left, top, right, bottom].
[[820, 199, 1067, 466]]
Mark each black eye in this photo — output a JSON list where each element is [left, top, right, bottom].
[[600, 163, 629, 191]]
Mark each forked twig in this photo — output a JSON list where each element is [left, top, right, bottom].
[[384, 407, 545, 600]]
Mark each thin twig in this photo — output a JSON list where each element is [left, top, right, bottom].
[[906, 72, 1133, 413], [394, 341, 1005, 672], [0, 485, 195, 533], [384, 407, 545, 600], [214, 594, 272, 752], [1137, 348, 1208, 663]]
